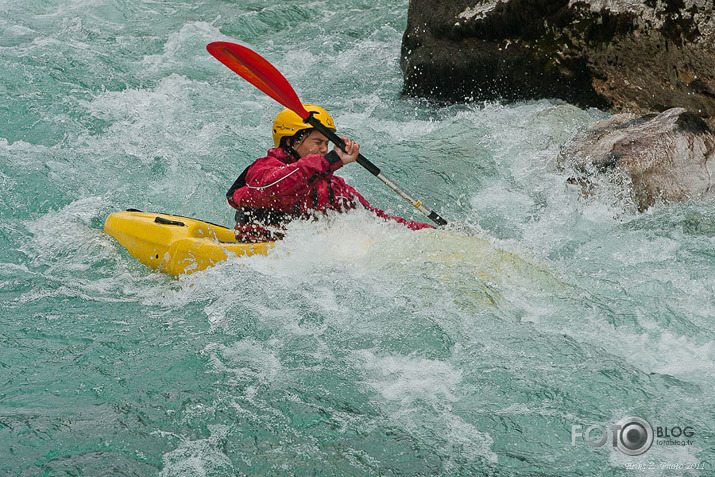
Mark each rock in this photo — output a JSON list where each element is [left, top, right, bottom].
[[401, 0, 715, 126], [557, 108, 715, 211]]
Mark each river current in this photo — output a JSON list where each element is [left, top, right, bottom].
[[1, 0, 713, 475]]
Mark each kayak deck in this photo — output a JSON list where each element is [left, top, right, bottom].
[[104, 211, 273, 276]]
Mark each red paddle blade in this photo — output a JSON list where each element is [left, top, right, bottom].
[[207, 41, 310, 120]]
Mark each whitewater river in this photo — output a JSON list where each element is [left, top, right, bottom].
[[1, 0, 713, 475]]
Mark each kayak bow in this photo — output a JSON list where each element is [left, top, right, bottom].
[[104, 210, 272, 276]]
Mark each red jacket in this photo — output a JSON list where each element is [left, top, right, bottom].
[[228, 147, 433, 241]]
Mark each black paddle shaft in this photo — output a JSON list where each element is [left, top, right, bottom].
[[304, 114, 448, 226], [304, 114, 380, 176]]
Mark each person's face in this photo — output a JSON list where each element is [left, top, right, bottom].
[[293, 130, 330, 158]]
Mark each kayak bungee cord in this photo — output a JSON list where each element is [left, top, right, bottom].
[[206, 41, 448, 227]]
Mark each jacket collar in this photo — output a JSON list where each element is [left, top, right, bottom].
[[269, 147, 298, 164]]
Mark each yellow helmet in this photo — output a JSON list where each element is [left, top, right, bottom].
[[272, 104, 336, 148]]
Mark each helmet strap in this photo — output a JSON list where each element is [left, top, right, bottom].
[[283, 129, 311, 160]]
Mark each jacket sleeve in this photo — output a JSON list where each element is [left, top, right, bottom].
[[233, 151, 343, 210], [349, 187, 435, 230]]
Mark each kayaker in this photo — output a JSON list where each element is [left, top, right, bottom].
[[227, 104, 434, 242]]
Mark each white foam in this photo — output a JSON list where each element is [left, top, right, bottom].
[[354, 350, 461, 404], [140, 21, 222, 74], [352, 349, 498, 466], [159, 424, 234, 477], [204, 339, 283, 386]]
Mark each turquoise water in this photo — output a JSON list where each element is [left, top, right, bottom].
[[1, 0, 714, 475]]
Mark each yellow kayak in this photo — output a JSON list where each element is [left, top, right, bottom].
[[104, 210, 273, 276]]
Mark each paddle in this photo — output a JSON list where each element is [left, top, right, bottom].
[[206, 41, 448, 227]]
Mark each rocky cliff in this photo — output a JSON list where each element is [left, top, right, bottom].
[[401, 0, 715, 126]]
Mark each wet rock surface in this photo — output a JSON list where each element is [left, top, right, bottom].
[[401, 0, 715, 127], [558, 108, 715, 211]]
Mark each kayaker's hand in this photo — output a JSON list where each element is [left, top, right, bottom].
[[335, 137, 359, 166]]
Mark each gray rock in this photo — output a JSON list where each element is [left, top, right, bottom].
[[401, 0, 715, 126], [558, 108, 715, 211]]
